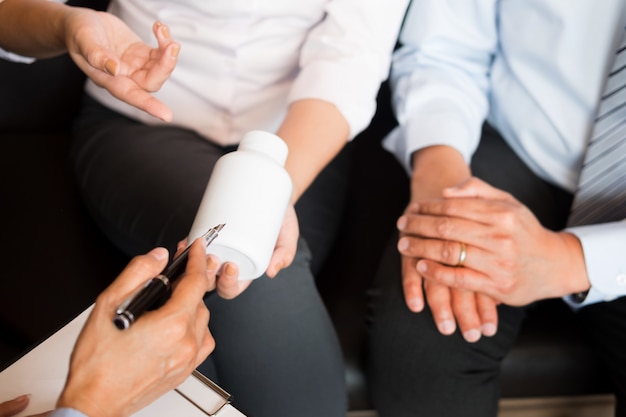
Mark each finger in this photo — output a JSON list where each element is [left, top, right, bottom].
[[266, 244, 295, 278], [204, 255, 219, 292], [152, 21, 180, 67], [423, 281, 456, 336], [401, 255, 424, 312], [476, 293, 499, 337], [0, 395, 30, 417], [195, 328, 216, 367], [415, 199, 516, 231], [98, 247, 169, 305], [417, 259, 499, 301], [216, 262, 252, 299], [399, 210, 493, 252], [450, 289, 482, 343], [73, 43, 119, 77], [398, 234, 471, 268], [144, 41, 179, 90], [143, 22, 179, 91], [89, 73, 173, 122], [443, 177, 514, 201], [165, 239, 214, 311], [191, 301, 212, 361], [153, 21, 172, 48], [266, 213, 298, 278], [175, 238, 189, 257]]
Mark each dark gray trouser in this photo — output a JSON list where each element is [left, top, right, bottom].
[[367, 125, 626, 417], [71, 95, 349, 417]]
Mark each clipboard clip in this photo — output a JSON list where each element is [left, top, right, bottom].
[[175, 370, 233, 416]]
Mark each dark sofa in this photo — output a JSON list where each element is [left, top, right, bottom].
[[0, 4, 613, 412]]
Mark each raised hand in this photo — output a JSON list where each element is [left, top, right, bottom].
[[64, 10, 180, 122]]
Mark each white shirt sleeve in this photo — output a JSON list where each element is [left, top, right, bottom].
[[383, 0, 496, 173], [0, 49, 35, 63], [49, 408, 89, 417], [564, 220, 626, 308], [288, 0, 409, 139]]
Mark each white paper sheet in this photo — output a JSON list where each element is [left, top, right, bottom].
[[0, 306, 245, 417]]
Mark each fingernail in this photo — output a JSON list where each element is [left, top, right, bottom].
[[398, 237, 409, 250], [417, 260, 427, 273], [207, 256, 219, 272], [149, 247, 169, 261], [171, 43, 181, 58], [481, 323, 497, 337], [161, 24, 171, 40], [408, 298, 423, 312], [463, 329, 481, 343], [272, 263, 284, 277], [104, 59, 118, 76], [438, 320, 455, 335], [224, 263, 237, 277], [397, 216, 407, 230]]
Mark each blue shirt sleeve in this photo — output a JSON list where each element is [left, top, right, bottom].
[[49, 408, 89, 417], [565, 221, 626, 307], [383, 0, 496, 173]]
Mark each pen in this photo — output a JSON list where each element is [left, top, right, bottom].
[[113, 223, 225, 330]]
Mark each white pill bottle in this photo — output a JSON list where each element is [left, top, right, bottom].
[[188, 130, 292, 280]]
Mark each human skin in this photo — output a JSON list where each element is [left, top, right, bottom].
[[405, 176, 590, 306], [0, 0, 180, 121], [396, 145, 500, 343], [0, 239, 218, 417]]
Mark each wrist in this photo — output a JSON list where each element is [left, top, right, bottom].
[[51, 408, 90, 417], [57, 384, 120, 417], [555, 231, 591, 295], [410, 146, 470, 200]]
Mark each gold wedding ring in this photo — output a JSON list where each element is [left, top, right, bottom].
[[457, 242, 467, 267]]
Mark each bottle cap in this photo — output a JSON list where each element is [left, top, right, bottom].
[[238, 130, 288, 166]]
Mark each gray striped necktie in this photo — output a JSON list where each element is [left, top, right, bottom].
[[568, 28, 626, 227]]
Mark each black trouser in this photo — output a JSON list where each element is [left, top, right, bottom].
[[71, 95, 350, 417], [367, 125, 626, 416]]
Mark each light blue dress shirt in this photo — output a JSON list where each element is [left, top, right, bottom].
[[49, 408, 88, 417], [384, 0, 626, 306]]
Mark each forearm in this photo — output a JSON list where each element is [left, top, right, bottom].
[[277, 99, 350, 203], [552, 231, 590, 297], [0, 0, 69, 58]]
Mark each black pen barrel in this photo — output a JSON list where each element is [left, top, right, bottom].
[[113, 277, 170, 329]]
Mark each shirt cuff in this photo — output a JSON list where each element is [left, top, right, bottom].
[[563, 220, 626, 308], [49, 408, 89, 417], [0, 48, 35, 63], [563, 287, 617, 310]]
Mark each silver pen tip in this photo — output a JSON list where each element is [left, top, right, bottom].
[[202, 223, 225, 238]]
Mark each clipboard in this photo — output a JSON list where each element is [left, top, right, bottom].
[[0, 306, 246, 417]]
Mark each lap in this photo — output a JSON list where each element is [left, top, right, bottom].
[[199, 239, 347, 417], [71, 96, 348, 417], [71, 95, 351, 265], [367, 231, 525, 416], [366, 124, 590, 416]]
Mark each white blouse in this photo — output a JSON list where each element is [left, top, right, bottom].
[[86, 0, 409, 143]]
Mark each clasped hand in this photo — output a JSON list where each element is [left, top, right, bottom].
[[397, 177, 588, 342]]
